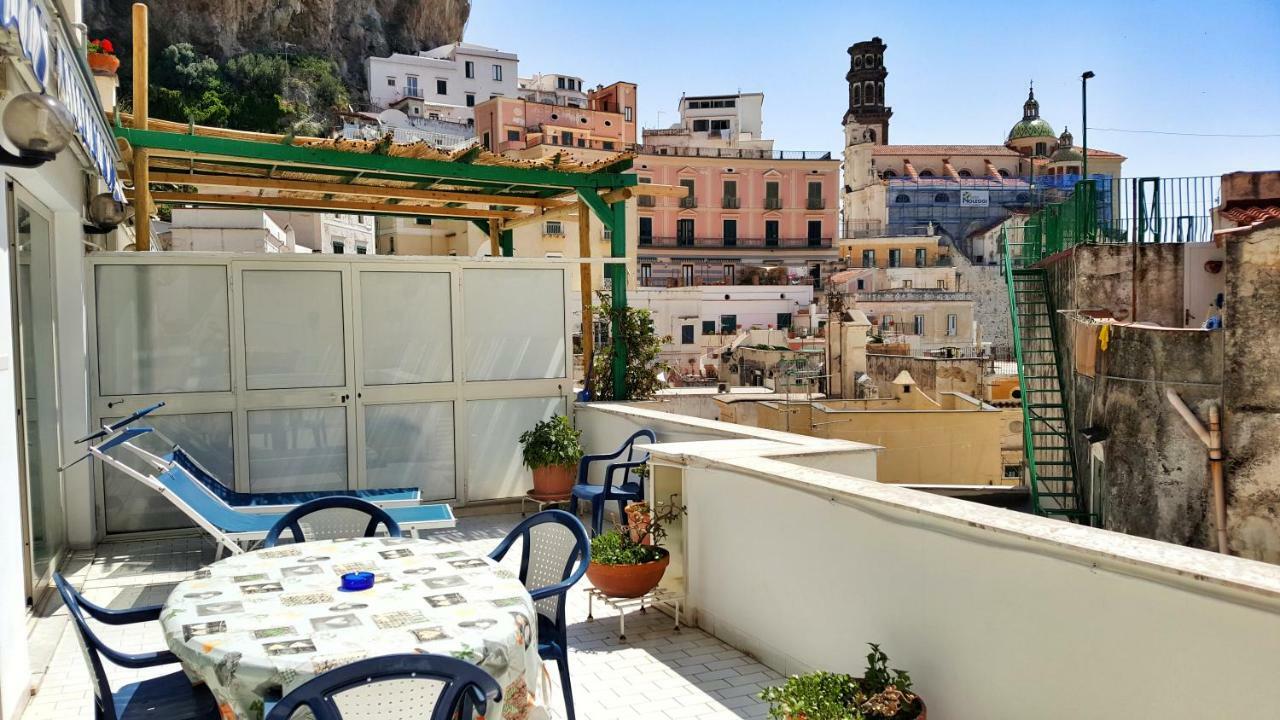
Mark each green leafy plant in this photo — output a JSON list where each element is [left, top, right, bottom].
[[586, 291, 671, 402], [759, 644, 918, 720], [590, 494, 686, 566], [518, 415, 583, 470]]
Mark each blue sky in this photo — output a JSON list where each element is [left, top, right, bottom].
[[466, 0, 1280, 180]]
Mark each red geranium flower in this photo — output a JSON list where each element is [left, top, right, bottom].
[[100, 38, 114, 54]]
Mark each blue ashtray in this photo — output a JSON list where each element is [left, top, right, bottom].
[[339, 572, 375, 592]]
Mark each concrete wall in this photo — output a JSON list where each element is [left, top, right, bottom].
[[1047, 243, 1185, 326], [751, 395, 1006, 485], [661, 449, 1280, 719], [1222, 224, 1280, 561], [952, 250, 1013, 352], [865, 353, 985, 400]]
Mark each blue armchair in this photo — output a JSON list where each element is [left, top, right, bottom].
[[489, 510, 590, 720], [569, 428, 657, 535]]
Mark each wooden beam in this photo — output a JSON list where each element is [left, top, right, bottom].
[[488, 221, 501, 257], [629, 183, 689, 198], [131, 2, 150, 251], [144, 172, 556, 208], [138, 192, 528, 220], [578, 198, 594, 384], [503, 200, 581, 231]]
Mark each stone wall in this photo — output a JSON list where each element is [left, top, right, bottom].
[[865, 353, 985, 400], [1222, 224, 1280, 561], [1041, 234, 1280, 562], [953, 250, 1013, 352]]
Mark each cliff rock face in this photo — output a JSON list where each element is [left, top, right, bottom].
[[84, 0, 470, 91]]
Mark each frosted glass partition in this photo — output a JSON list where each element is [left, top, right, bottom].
[[466, 396, 565, 501], [243, 270, 346, 389], [248, 407, 347, 493], [95, 265, 231, 395], [102, 412, 233, 533], [360, 272, 452, 385], [463, 269, 566, 381], [364, 402, 455, 500]]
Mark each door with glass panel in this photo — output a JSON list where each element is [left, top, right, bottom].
[[9, 186, 65, 592], [353, 269, 458, 501], [233, 263, 357, 496]]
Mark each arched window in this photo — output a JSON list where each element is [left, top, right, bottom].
[[853, 85, 861, 106], [919, 170, 935, 178], [864, 54, 875, 68], [895, 193, 911, 203], [1035, 142, 1047, 156], [882, 169, 897, 179], [998, 168, 1011, 178], [1016, 192, 1031, 203], [934, 193, 950, 203], [865, 128, 877, 143], [864, 81, 875, 104], [877, 81, 884, 104], [854, 56, 863, 70], [958, 169, 973, 178]]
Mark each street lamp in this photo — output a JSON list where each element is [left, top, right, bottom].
[[0, 92, 77, 168], [1081, 71, 1095, 179]]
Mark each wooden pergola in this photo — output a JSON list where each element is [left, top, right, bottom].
[[115, 5, 686, 398]]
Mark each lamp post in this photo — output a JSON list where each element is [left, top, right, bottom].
[[1081, 71, 1095, 179]]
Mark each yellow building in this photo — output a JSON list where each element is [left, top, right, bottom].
[[744, 374, 1009, 486], [836, 235, 948, 268]]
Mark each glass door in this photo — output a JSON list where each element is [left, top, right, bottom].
[[9, 185, 64, 596], [234, 263, 357, 494]]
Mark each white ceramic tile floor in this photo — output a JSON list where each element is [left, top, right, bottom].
[[20, 515, 779, 720]]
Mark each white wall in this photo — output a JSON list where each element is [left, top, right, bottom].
[[640, 439, 1280, 719], [368, 45, 518, 113]]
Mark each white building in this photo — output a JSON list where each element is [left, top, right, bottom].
[[367, 42, 519, 115], [267, 212, 376, 255], [338, 108, 475, 150], [642, 92, 772, 152], [517, 73, 588, 107], [166, 208, 296, 253]]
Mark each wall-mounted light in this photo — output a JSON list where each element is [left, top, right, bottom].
[[84, 192, 131, 234], [0, 93, 77, 168]]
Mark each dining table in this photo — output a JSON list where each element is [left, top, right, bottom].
[[160, 536, 550, 720]]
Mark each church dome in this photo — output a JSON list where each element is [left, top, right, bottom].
[[1049, 127, 1082, 162], [1007, 86, 1055, 142]]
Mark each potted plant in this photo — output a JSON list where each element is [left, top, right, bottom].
[[587, 493, 684, 598], [87, 38, 119, 75], [759, 644, 925, 720], [518, 415, 583, 500]]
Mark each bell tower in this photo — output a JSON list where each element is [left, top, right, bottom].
[[843, 36, 891, 146], [842, 37, 892, 230]]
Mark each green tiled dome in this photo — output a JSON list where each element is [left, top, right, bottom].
[[1008, 118, 1055, 141], [1050, 146, 1082, 163]]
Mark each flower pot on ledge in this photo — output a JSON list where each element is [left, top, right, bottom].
[[530, 464, 575, 500], [88, 52, 119, 75], [587, 547, 669, 598]]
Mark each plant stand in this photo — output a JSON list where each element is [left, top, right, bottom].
[[521, 490, 571, 517], [585, 587, 684, 642]]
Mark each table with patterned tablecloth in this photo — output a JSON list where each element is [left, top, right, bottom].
[[160, 537, 548, 720]]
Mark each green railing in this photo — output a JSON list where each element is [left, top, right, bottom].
[[1014, 179, 1099, 266]]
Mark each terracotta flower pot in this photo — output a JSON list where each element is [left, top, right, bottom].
[[784, 697, 925, 720], [624, 503, 652, 544], [530, 464, 574, 500], [586, 548, 669, 598], [88, 52, 119, 75]]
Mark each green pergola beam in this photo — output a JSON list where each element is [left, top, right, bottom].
[[116, 127, 636, 191]]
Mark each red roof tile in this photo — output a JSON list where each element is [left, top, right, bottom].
[[872, 144, 1022, 157], [1221, 205, 1280, 225]]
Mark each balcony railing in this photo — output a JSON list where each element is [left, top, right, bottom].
[[402, 86, 424, 99], [638, 145, 833, 161], [722, 196, 740, 209], [764, 197, 782, 210], [679, 196, 697, 209], [642, 237, 833, 249], [807, 197, 826, 210]]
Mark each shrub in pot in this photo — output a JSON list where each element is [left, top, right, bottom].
[[759, 644, 925, 720], [518, 415, 583, 500], [587, 495, 685, 598], [87, 38, 120, 75]]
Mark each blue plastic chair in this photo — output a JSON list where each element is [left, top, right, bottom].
[[263, 654, 501, 720], [569, 428, 657, 535], [488, 510, 590, 720], [53, 573, 219, 720], [263, 496, 402, 548]]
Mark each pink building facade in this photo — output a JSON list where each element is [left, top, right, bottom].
[[635, 152, 841, 288], [474, 82, 637, 154]]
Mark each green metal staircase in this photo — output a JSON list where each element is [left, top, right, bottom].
[[1003, 231, 1086, 521]]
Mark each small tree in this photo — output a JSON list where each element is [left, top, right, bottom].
[[587, 292, 671, 402]]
